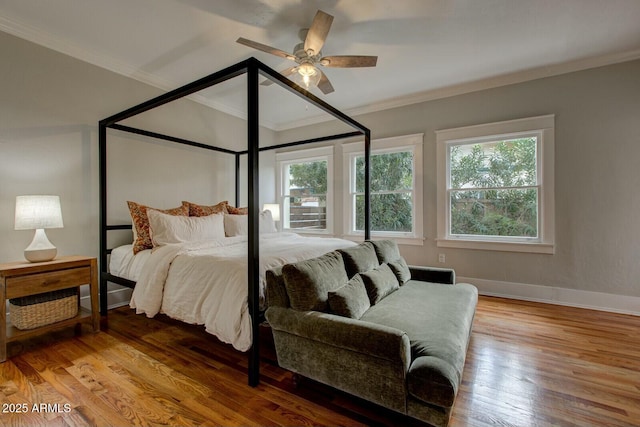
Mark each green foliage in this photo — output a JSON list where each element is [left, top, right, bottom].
[[287, 151, 415, 233], [289, 161, 327, 194], [450, 138, 538, 237], [355, 152, 413, 192], [355, 151, 414, 232], [356, 193, 412, 232]]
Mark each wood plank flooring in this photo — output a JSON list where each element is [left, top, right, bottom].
[[1, 296, 639, 427]]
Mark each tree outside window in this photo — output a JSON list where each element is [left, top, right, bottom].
[[353, 151, 414, 232], [449, 137, 538, 238], [284, 160, 328, 230], [437, 115, 555, 253]]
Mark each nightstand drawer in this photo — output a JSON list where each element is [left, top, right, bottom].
[[6, 267, 91, 299]]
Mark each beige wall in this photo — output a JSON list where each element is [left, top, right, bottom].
[[0, 31, 275, 306], [278, 59, 640, 303]]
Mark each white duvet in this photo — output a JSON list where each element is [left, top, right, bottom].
[[130, 232, 355, 351]]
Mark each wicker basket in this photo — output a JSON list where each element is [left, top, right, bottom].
[[9, 288, 78, 330]]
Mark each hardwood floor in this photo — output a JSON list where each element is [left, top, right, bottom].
[[1, 296, 639, 427]]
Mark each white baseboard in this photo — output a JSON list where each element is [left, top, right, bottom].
[[459, 276, 640, 316], [80, 287, 132, 311]]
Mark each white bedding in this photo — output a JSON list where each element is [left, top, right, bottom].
[[128, 232, 356, 351], [109, 244, 151, 282]]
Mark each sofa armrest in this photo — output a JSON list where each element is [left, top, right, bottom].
[[409, 266, 456, 284], [266, 306, 411, 369]]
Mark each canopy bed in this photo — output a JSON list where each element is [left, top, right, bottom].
[[99, 57, 371, 386]]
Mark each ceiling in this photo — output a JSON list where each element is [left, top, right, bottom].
[[1, 0, 640, 131]]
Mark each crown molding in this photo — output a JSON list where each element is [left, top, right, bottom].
[[274, 48, 640, 131]]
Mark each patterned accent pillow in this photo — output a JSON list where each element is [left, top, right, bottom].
[[183, 201, 228, 217], [227, 205, 248, 215], [127, 201, 188, 254]]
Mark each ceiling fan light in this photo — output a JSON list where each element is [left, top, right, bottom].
[[293, 63, 321, 90]]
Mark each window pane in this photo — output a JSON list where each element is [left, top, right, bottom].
[[450, 138, 537, 189], [355, 151, 413, 192], [286, 195, 326, 230], [286, 160, 327, 231], [450, 188, 538, 237], [355, 193, 412, 232], [288, 161, 327, 194]]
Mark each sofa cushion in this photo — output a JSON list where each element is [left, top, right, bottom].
[[282, 251, 349, 312], [388, 257, 411, 285], [361, 263, 399, 304], [360, 280, 478, 407], [370, 239, 402, 263], [338, 242, 379, 278], [328, 274, 370, 319]]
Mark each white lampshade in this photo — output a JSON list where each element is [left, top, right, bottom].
[[15, 195, 64, 262], [263, 203, 280, 222], [15, 195, 63, 230]]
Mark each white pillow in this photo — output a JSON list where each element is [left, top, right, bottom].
[[148, 209, 225, 246], [224, 210, 277, 237]]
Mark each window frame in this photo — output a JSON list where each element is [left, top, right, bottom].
[[343, 133, 424, 245], [276, 146, 334, 235], [436, 115, 555, 253]]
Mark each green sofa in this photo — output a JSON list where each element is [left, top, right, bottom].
[[265, 240, 478, 427]]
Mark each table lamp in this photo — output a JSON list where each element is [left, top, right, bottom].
[[263, 203, 281, 231], [262, 203, 281, 222], [15, 195, 64, 262]]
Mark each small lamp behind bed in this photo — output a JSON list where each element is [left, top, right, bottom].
[[263, 203, 280, 231], [14, 195, 64, 262]]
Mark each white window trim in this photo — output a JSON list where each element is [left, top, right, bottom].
[[343, 133, 424, 245], [436, 115, 555, 254], [276, 146, 334, 235]]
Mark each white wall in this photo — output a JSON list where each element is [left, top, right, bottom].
[[277, 59, 640, 313]]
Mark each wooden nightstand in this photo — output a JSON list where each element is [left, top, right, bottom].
[[0, 255, 100, 362]]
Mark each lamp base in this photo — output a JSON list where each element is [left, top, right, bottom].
[[24, 228, 57, 263], [24, 248, 57, 263]]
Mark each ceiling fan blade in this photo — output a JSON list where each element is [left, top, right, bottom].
[[304, 10, 334, 55], [317, 70, 335, 94], [261, 66, 297, 86], [320, 55, 378, 68], [236, 37, 295, 60]]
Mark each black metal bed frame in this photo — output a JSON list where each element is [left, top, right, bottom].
[[99, 57, 371, 386]]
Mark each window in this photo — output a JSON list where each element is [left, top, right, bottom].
[[276, 146, 333, 234], [436, 115, 555, 253], [343, 134, 424, 244]]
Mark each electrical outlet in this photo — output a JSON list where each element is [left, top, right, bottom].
[[438, 253, 446, 263]]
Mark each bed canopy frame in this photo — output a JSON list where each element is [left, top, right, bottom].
[[99, 57, 371, 386]]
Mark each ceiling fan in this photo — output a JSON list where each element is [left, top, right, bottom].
[[237, 10, 377, 94]]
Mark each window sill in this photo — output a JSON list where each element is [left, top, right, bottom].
[[343, 233, 425, 246], [436, 238, 554, 254]]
